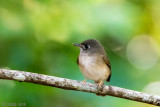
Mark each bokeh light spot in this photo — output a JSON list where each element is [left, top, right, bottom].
[[127, 35, 159, 70], [143, 81, 160, 95]]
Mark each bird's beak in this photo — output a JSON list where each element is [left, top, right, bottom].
[[73, 43, 82, 48]]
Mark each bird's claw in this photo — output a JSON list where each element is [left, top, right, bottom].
[[96, 80, 104, 90], [82, 78, 86, 84]]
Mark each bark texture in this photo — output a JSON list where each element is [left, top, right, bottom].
[[0, 69, 160, 106]]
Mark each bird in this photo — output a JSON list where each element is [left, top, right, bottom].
[[73, 39, 111, 89]]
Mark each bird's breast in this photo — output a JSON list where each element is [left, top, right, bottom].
[[78, 54, 110, 81], [79, 55, 95, 67]]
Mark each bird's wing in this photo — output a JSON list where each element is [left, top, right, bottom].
[[102, 56, 111, 70], [102, 55, 111, 82], [77, 57, 79, 65]]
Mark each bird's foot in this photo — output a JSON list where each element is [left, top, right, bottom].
[[96, 80, 106, 96], [82, 78, 87, 84], [96, 80, 104, 90]]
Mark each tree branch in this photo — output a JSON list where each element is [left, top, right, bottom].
[[0, 69, 159, 106]]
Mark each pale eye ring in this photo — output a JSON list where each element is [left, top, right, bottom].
[[84, 44, 90, 49]]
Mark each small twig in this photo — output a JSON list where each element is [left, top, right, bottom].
[[0, 69, 160, 106]]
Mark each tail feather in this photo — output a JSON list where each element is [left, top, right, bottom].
[[106, 74, 111, 82]]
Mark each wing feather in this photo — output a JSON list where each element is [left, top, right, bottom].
[[102, 56, 111, 82], [77, 57, 79, 65]]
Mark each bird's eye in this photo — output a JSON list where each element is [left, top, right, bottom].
[[83, 44, 90, 50]]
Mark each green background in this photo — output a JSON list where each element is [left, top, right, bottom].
[[0, 0, 160, 107]]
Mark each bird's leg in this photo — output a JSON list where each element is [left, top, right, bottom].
[[97, 80, 104, 89], [82, 78, 87, 83], [95, 80, 106, 96]]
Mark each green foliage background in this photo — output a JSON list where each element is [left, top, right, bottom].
[[0, 0, 160, 107]]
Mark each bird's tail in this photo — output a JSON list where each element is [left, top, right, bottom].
[[106, 74, 111, 82]]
